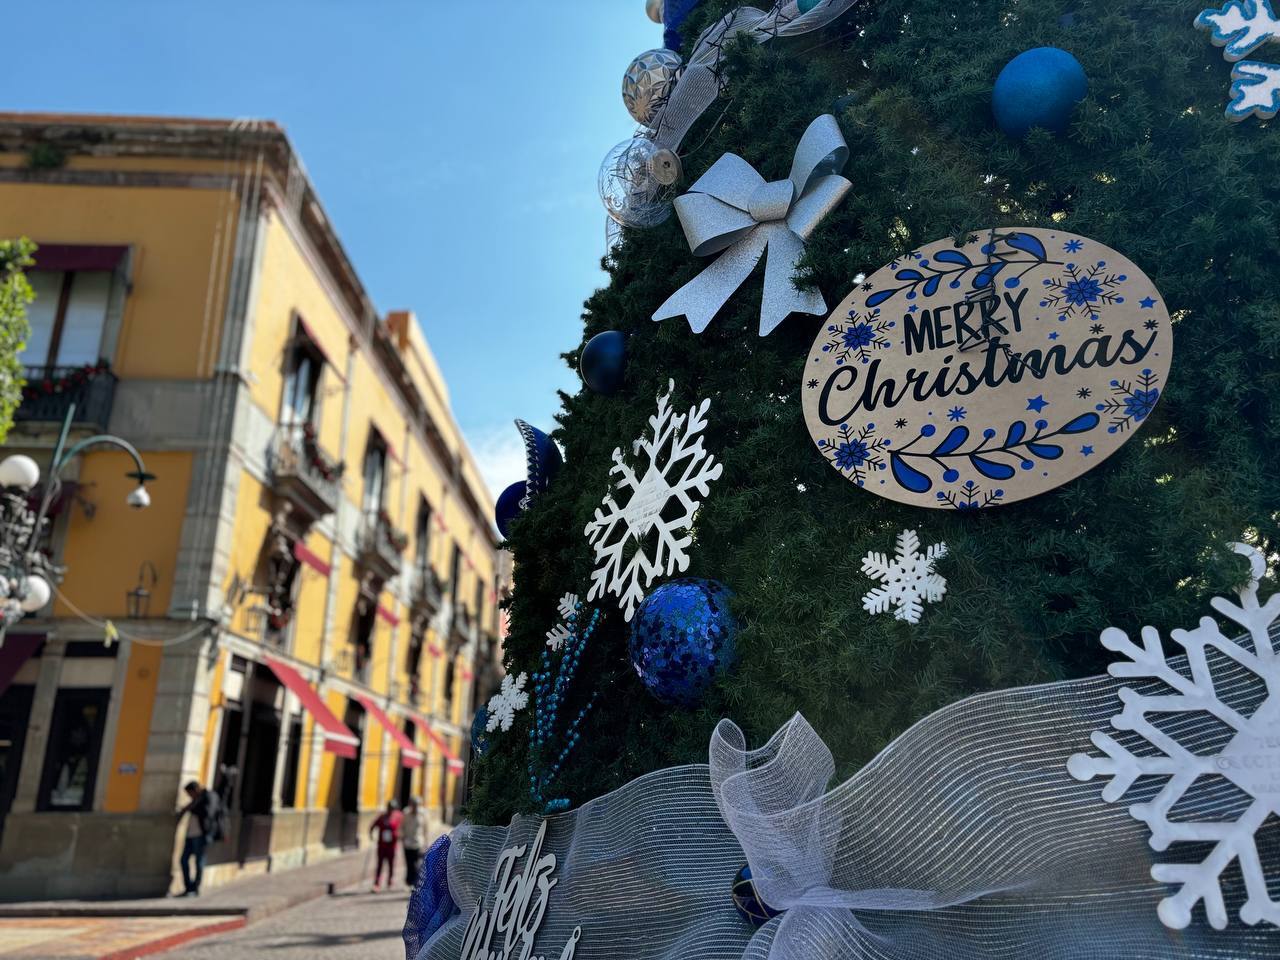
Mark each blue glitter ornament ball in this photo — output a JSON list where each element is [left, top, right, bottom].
[[992, 47, 1087, 138], [579, 330, 627, 395], [629, 579, 737, 707], [731, 864, 782, 927], [495, 480, 527, 540]]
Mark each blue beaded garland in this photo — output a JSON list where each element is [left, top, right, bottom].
[[992, 47, 1088, 138], [629, 579, 737, 707]]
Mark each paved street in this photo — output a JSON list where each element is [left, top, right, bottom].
[[157, 887, 412, 960]]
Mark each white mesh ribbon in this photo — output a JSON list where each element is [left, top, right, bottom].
[[422, 642, 1280, 959]]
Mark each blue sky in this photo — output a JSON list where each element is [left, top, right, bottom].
[[7, 0, 655, 498]]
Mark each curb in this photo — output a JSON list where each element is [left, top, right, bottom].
[[95, 916, 248, 960]]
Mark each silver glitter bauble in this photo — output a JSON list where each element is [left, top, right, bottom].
[[646, 0, 664, 23], [598, 136, 672, 229], [622, 48, 684, 127]]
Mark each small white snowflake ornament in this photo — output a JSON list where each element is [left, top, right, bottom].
[[584, 380, 723, 621], [485, 672, 530, 733], [861, 529, 948, 624], [1068, 543, 1280, 931]]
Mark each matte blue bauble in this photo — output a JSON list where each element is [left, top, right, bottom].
[[580, 330, 627, 395], [629, 579, 737, 707], [495, 481, 527, 539], [797, 0, 821, 13], [731, 864, 782, 927], [992, 47, 1087, 138]]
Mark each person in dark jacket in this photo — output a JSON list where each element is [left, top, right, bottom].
[[176, 780, 219, 896]]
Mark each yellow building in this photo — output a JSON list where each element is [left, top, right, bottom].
[[0, 113, 509, 899]]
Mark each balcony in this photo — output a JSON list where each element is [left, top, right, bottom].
[[409, 565, 444, 619], [17, 364, 117, 431], [268, 423, 344, 523], [449, 603, 478, 654], [356, 511, 406, 584]]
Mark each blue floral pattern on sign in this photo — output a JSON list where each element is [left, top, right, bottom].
[[822, 308, 895, 366], [1040, 260, 1127, 321], [864, 232, 1059, 309], [888, 415, 1100, 494], [816, 423, 890, 487], [936, 480, 1005, 510], [1096, 369, 1161, 434]]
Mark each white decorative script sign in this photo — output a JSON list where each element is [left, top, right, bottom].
[[459, 820, 581, 960], [801, 228, 1173, 509]]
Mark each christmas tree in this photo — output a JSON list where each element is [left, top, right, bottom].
[[467, 0, 1280, 823]]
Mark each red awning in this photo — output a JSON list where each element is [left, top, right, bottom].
[[31, 244, 128, 272], [408, 714, 465, 773], [0, 634, 43, 699], [354, 694, 423, 768], [262, 657, 359, 759]]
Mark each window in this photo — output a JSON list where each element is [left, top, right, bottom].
[[24, 270, 113, 370], [361, 433, 388, 519], [473, 577, 485, 632], [448, 544, 462, 605], [281, 328, 323, 427], [0, 685, 34, 824], [350, 600, 377, 683], [413, 500, 432, 577], [37, 688, 109, 812], [442, 662, 456, 717]]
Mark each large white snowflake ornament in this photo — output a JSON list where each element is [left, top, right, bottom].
[[485, 672, 530, 733], [861, 529, 948, 625], [1068, 543, 1280, 931], [584, 380, 723, 621]]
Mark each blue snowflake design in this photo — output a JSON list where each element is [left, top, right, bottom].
[[936, 480, 1005, 511], [1063, 239, 1084, 253], [1095, 368, 1161, 434], [888, 414, 1100, 494], [816, 423, 890, 487], [822, 308, 895, 366], [947, 406, 967, 421], [1039, 260, 1128, 322], [864, 232, 1059, 309]]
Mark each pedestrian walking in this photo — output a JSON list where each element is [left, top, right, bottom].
[[175, 779, 220, 896], [402, 796, 428, 888], [369, 799, 402, 891]]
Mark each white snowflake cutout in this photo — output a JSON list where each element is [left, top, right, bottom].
[[584, 380, 723, 621], [1068, 543, 1280, 931], [1228, 60, 1280, 119], [485, 672, 530, 733], [557, 593, 580, 620], [1196, 2, 1280, 61], [861, 529, 948, 625], [545, 624, 570, 652]]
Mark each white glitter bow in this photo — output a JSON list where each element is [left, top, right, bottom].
[[652, 114, 852, 336]]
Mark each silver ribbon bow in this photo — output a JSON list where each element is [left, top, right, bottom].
[[652, 114, 852, 337]]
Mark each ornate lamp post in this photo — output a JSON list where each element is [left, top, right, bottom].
[[0, 403, 154, 637]]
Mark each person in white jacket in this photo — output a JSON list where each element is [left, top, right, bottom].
[[402, 796, 428, 887]]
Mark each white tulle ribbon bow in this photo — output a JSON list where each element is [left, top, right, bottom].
[[652, 114, 852, 337]]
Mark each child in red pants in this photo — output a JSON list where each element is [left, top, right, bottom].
[[370, 800, 403, 890]]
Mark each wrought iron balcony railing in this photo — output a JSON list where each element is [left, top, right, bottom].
[[356, 510, 406, 584], [268, 423, 344, 522], [410, 564, 444, 617], [17, 364, 117, 431]]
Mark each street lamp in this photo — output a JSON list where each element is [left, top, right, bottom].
[[0, 403, 154, 636]]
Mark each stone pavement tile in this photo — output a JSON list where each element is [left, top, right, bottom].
[[0, 915, 244, 959]]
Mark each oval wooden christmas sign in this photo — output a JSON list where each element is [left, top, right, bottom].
[[802, 228, 1172, 509]]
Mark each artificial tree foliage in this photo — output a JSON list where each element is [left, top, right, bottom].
[[466, 0, 1280, 822]]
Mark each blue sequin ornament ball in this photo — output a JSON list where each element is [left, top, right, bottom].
[[494, 480, 527, 540], [731, 864, 782, 927], [629, 579, 737, 707], [992, 47, 1088, 138]]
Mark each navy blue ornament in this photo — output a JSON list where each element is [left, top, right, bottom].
[[515, 420, 563, 500], [629, 579, 737, 707], [579, 331, 627, 395], [495, 480, 527, 539], [992, 47, 1088, 138], [797, 0, 821, 13], [471, 706, 492, 756], [731, 864, 782, 927]]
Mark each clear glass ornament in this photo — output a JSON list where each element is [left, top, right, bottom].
[[598, 136, 672, 229]]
